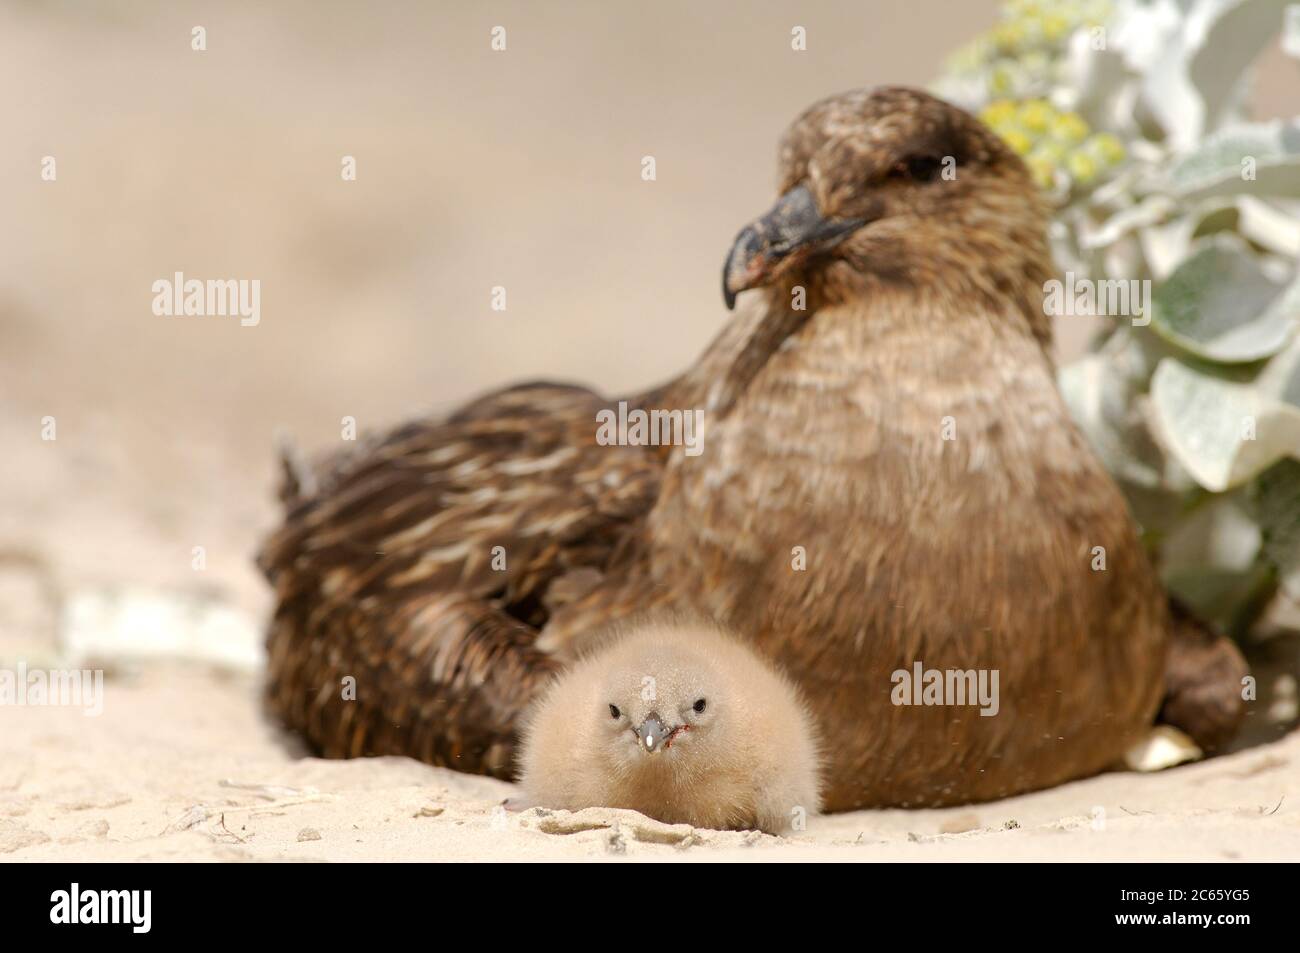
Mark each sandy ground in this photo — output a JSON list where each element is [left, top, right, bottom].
[[4, 2, 1300, 863], [2, 662, 1298, 862]]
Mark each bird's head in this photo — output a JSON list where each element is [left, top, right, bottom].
[[595, 640, 728, 774], [722, 86, 1050, 313]]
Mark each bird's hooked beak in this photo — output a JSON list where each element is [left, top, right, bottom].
[[636, 712, 670, 753], [722, 184, 865, 310]]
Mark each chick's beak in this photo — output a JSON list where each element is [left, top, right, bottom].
[[636, 713, 669, 753], [722, 184, 865, 310]]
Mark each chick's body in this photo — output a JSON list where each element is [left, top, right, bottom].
[[518, 621, 820, 835]]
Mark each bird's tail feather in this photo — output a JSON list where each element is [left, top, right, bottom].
[[273, 430, 317, 509], [1159, 601, 1249, 751]]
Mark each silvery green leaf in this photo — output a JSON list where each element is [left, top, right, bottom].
[[1162, 560, 1276, 629], [1236, 195, 1300, 257], [1188, 201, 1244, 239], [1113, 0, 1185, 72], [1150, 235, 1300, 363], [1102, 233, 1149, 288], [1081, 195, 1176, 250], [1098, 81, 1147, 144], [1187, 0, 1292, 132], [1149, 357, 1300, 491], [1061, 26, 1132, 126], [1168, 120, 1300, 199], [1251, 459, 1300, 599], [1123, 0, 1289, 149], [1139, 214, 1200, 281], [1138, 56, 1204, 152], [1256, 586, 1300, 635], [1091, 163, 1147, 208], [1122, 478, 1200, 541], [1134, 197, 1239, 281], [1282, 2, 1300, 57], [1256, 331, 1300, 405], [1129, 138, 1169, 165], [1059, 340, 1165, 488], [1160, 492, 1262, 575], [1112, 0, 1203, 149]]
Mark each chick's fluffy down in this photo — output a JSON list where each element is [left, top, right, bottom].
[[517, 619, 821, 835]]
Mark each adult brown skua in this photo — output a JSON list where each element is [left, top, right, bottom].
[[258, 86, 1246, 810]]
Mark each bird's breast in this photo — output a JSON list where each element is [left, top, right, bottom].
[[646, 301, 1147, 650]]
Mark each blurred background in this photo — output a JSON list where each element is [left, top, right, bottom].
[[0, 0, 1294, 662], [0, 0, 1004, 660]]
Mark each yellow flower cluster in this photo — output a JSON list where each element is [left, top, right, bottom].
[[992, 0, 1111, 54], [980, 98, 1125, 191], [945, 0, 1113, 96]]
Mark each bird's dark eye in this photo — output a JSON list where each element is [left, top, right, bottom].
[[609, 704, 620, 719], [693, 698, 707, 713], [888, 155, 943, 182]]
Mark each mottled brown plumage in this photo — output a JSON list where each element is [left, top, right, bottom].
[[259, 87, 1244, 808], [259, 383, 665, 774]]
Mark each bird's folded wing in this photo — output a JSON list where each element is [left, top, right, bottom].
[[257, 382, 664, 775]]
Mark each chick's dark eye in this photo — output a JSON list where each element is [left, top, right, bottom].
[[693, 698, 707, 714], [609, 705, 620, 720]]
